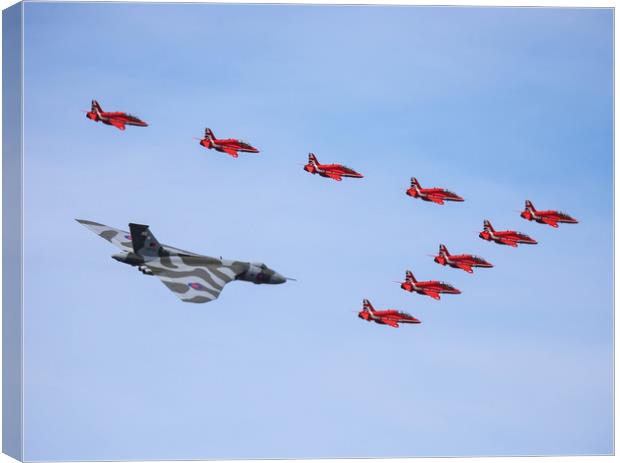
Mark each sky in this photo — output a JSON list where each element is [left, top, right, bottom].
[[20, 3, 613, 460]]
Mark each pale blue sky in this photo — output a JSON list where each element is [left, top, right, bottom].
[[21, 3, 612, 460]]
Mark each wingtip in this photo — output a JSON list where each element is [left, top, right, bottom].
[[75, 218, 107, 228]]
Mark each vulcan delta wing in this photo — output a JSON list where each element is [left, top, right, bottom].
[[77, 219, 291, 303]]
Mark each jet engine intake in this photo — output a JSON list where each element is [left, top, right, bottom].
[[138, 265, 154, 276]]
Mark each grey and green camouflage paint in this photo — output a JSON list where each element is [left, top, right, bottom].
[[76, 219, 289, 303]]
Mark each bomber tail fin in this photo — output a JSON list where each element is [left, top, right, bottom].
[[128, 223, 164, 258], [405, 270, 416, 283]]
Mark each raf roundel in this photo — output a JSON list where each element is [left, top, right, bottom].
[[188, 282, 207, 291]]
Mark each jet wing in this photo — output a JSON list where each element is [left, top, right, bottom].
[[499, 238, 519, 247], [76, 219, 134, 253], [144, 255, 246, 303], [382, 319, 399, 328], [424, 291, 441, 300], [542, 218, 559, 228], [326, 172, 343, 181], [456, 263, 474, 273], [221, 147, 239, 158], [427, 195, 445, 205], [109, 119, 126, 131]]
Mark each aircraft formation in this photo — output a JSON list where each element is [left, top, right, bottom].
[[81, 99, 579, 326]]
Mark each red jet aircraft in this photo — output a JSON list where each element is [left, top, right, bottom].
[[406, 177, 464, 205], [303, 153, 363, 181], [357, 299, 420, 328], [433, 244, 493, 274], [84, 100, 148, 131], [398, 270, 461, 300], [520, 200, 578, 228], [198, 128, 259, 158], [479, 220, 537, 247]]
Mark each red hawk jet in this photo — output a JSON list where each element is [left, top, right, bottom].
[[433, 244, 493, 274], [398, 270, 461, 300], [520, 200, 578, 228], [479, 220, 537, 247], [198, 128, 259, 158], [303, 153, 363, 181], [84, 100, 148, 131], [406, 177, 464, 205], [357, 299, 420, 328]]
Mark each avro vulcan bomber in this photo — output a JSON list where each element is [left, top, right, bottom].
[[77, 220, 292, 303]]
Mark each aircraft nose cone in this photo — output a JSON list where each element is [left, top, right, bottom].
[[271, 272, 286, 284]]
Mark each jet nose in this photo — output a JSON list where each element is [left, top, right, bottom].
[[271, 272, 286, 284]]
